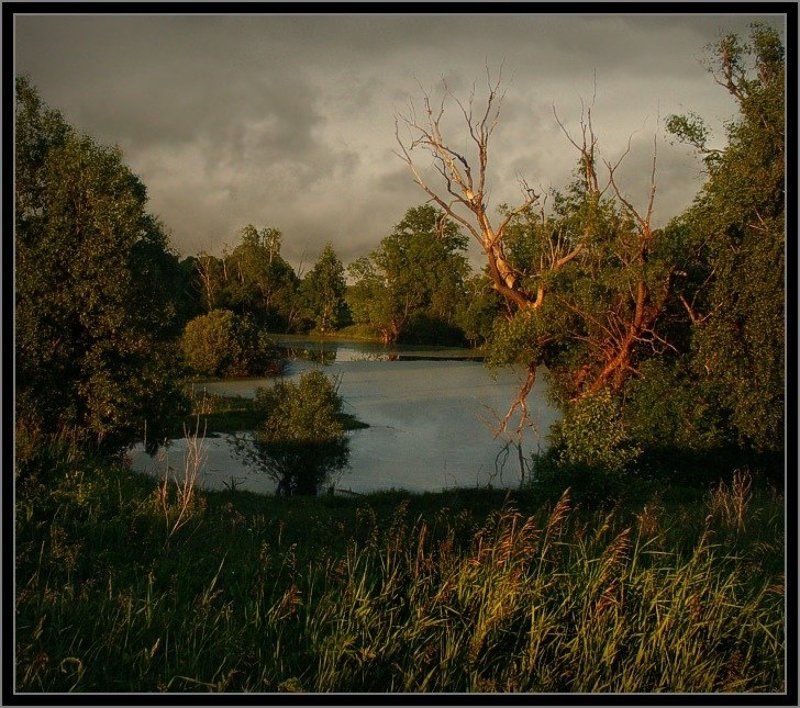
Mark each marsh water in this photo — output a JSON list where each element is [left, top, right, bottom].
[[129, 339, 559, 495]]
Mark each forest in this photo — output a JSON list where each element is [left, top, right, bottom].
[[13, 24, 789, 695]]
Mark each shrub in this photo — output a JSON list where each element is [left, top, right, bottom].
[[181, 309, 282, 378], [236, 370, 349, 495]]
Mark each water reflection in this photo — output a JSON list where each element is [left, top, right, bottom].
[[276, 338, 485, 364], [229, 431, 349, 496], [280, 346, 338, 365]]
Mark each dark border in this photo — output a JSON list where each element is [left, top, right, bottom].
[[1, 1, 799, 15], [2, 2, 797, 706], [783, 2, 798, 707], [3, 2, 17, 707]]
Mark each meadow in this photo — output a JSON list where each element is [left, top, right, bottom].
[[15, 434, 785, 693]]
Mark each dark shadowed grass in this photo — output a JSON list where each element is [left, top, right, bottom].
[[15, 441, 784, 693]]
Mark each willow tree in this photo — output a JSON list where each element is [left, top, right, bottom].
[[395, 71, 676, 432]]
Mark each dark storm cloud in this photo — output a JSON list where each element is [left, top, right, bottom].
[[15, 13, 784, 266]]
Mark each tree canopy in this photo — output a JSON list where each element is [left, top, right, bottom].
[[301, 244, 347, 333], [15, 76, 185, 452], [668, 24, 785, 452], [347, 205, 470, 345], [181, 309, 282, 378]]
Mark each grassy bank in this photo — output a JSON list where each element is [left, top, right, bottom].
[[272, 326, 383, 345], [15, 447, 785, 693]]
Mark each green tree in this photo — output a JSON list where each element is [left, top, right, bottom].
[[301, 244, 347, 333], [181, 309, 282, 378], [15, 77, 185, 452], [455, 273, 504, 347], [347, 205, 470, 344], [550, 389, 642, 474], [222, 225, 301, 331], [667, 24, 785, 452], [483, 177, 679, 439], [346, 256, 391, 341]]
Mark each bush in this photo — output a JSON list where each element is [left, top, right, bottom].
[[181, 309, 282, 378], [529, 448, 626, 504]]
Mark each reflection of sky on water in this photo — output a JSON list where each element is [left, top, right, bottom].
[[130, 342, 558, 496]]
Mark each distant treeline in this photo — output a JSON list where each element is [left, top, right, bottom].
[[172, 205, 500, 348]]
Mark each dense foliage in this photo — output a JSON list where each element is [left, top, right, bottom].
[[15, 77, 185, 452], [347, 205, 472, 345], [188, 225, 302, 332], [180, 309, 282, 378], [300, 244, 348, 333], [182, 208, 496, 347], [668, 25, 785, 452]]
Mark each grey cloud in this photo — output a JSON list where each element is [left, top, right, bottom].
[[15, 13, 783, 265]]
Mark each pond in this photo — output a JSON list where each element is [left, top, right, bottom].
[[128, 340, 559, 495]]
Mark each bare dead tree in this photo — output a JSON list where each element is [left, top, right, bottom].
[[196, 252, 219, 311], [394, 70, 588, 434], [395, 68, 585, 316], [396, 70, 673, 429]]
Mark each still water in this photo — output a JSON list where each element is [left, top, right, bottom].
[[129, 340, 559, 495]]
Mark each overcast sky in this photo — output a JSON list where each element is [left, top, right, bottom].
[[15, 13, 785, 268]]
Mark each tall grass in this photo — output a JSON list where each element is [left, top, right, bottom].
[[154, 419, 207, 539], [15, 449, 784, 693], [304, 486, 783, 693]]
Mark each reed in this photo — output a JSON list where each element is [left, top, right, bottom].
[[15, 457, 784, 693]]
